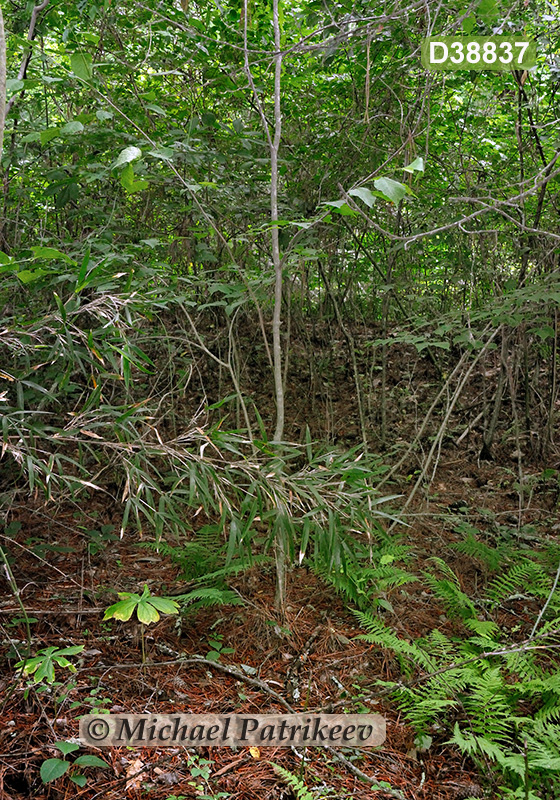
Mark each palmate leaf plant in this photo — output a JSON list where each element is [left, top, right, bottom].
[[103, 585, 179, 663], [353, 557, 560, 799], [15, 645, 85, 686]]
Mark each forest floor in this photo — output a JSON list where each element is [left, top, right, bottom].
[[1, 325, 559, 800]]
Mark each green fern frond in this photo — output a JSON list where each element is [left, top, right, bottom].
[[488, 560, 551, 604], [174, 587, 244, 609], [451, 527, 512, 571], [354, 611, 436, 672], [270, 763, 314, 800], [422, 572, 476, 621]]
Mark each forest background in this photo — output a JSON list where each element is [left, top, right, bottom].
[[2, 0, 560, 798]]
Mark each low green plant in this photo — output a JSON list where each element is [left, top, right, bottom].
[[312, 530, 415, 611], [15, 645, 84, 685], [183, 753, 230, 799], [354, 557, 560, 799], [40, 741, 109, 787], [271, 763, 314, 800], [203, 633, 235, 663], [85, 525, 119, 556], [103, 585, 179, 662]]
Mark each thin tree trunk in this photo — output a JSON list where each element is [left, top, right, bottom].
[[270, 0, 284, 443], [242, 0, 284, 444], [0, 5, 6, 168], [5, 0, 50, 116]]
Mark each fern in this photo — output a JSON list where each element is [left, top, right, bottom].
[[354, 611, 436, 673], [451, 525, 513, 572], [173, 587, 244, 612], [488, 560, 554, 605], [354, 562, 560, 798], [137, 524, 224, 581], [270, 763, 315, 800], [422, 559, 476, 621], [312, 531, 416, 610]]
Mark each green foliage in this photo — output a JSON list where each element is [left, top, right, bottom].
[[270, 763, 314, 800], [15, 646, 84, 684], [40, 743, 109, 787], [176, 587, 245, 614], [3, 3, 560, 797], [312, 530, 415, 612], [354, 557, 560, 798], [103, 585, 179, 625]]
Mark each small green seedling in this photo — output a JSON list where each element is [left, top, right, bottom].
[[16, 645, 84, 684], [103, 584, 179, 662], [41, 741, 109, 787], [204, 633, 235, 663]]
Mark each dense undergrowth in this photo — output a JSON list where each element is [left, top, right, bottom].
[[1, 251, 560, 799]]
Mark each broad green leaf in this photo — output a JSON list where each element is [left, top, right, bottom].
[[69, 774, 88, 787], [348, 187, 376, 208], [56, 742, 80, 756], [462, 14, 475, 33], [17, 269, 48, 283], [73, 755, 110, 768], [206, 650, 221, 662], [18, 655, 43, 674], [373, 177, 412, 204], [322, 199, 356, 216], [103, 597, 138, 621], [35, 656, 55, 684], [61, 121, 84, 135], [402, 157, 424, 174], [113, 146, 142, 168], [0, 251, 12, 264], [6, 78, 24, 94], [478, 0, 499, 24], [136, 600, 160, 625], [40, 759, 70, 784], [533, 326, 555, 339], [40, 127, 61, 145], [148, 146, 175, 161], [70, 52, 93, 81], [145, 103, 166, 116], [96, 110, 113, 121], [148, 596, 180, 615], [31, 246, 75, 263], [120, 162, 149, 193], [51, 645, 84, 656]]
